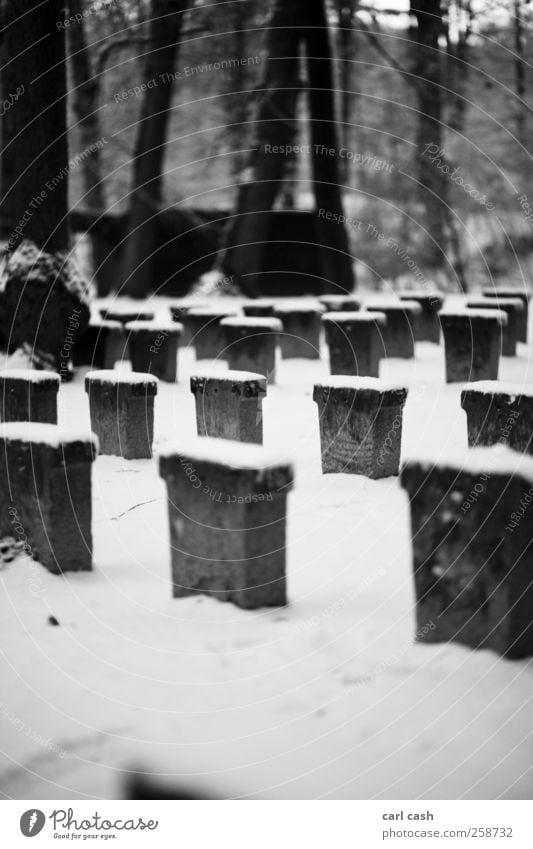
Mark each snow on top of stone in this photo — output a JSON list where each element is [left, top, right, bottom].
[[91, 319, 124, 330], [466, 298, 524, 309], [85, 369, 159, 385], [402, 444, 533, 483], [322, 311, 386, 322], [273, 302, 325, 314], [462, 380, 533, 398], [365, 299, 422, 312], [124, 320, 181, 331], [158, 436, 292, 471], [320, 295, 360, 303], [439, 307, 508, 323], [0, 421, 98, 448], [220, 317, 283, 329], [188, 307, 240, 317], [482, 288, 530, 299], [314, 376, 408, 392], [242, 298, 276, 307], [191, 369, 267, 383], [0, 369, 60, 383], [399, 290, 443, 300]]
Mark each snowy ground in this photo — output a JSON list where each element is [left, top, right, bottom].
[[1, 296, 533, 800]]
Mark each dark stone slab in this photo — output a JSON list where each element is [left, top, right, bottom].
[[313, 377, 408, 477], [159, 439, 294, 608], [190, 370, 267, 444], [400, 448, 533, 658], [322, 312, 386, 377], [85, 370, 158, 459], [461, 381, 533, 454]]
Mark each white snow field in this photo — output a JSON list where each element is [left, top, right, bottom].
[[1, 295, 533, 801]]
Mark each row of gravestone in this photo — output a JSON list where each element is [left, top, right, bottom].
[[77, 288, 529, 386], [0, 363, 532, 657]]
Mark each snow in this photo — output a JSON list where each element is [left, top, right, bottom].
[[365, 300, 422, 313], [1, 293, 533, 801], [0, 368, 60, 384], [91, 320, 124, 330], [402, 443, 533, 483], [124, 320, 181, 332], [158, 437, 293, 472], [399, 290, 443, 301], [188, 307, 241, 317], [0, 421, 97, 449], [85, 369, 159, 387], [273, 303, 325, 314], [482, 288, 531, 300], [467, 298, 524, 308], [462, 380, 533, 398], [440, 308, 508, 324], [220, 317, 283, 330], [190, 369, 267, 383], [322, 311, 386, 323], [313, 376, 408, 393]]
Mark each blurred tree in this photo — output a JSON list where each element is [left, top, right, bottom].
[[218, 0, 302, 295], [0, 0, 90, 367], [121, 0, 193, 298], [444, 0, 474, 135], [68, 0, 105, 213], [513, 0, 527, 145], [335, 0, 359, 184], [410, 0, 461, 279], [220, 0, 355, 295]]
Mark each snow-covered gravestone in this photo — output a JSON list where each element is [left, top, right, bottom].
[[190, 370, 267, 444], [322, 312, 386, 377], [272, 302, 324, 359], [125, 321, 183, 382], [461, 381, 533, 454], [320, 295, 361, 313], [0, 423, 97, 573], [242, 299, 277, 318], [439, 308, 507, 382], [100, 307, 155, 325], [186, 307, 239, 360], [220, 317, 282, 383], [0, 370, 60, 424], [73, 320, 125, 369], [466, 297, 523, 356], [399, 291, 444, 343], [365, 300, 422, 358], [158, 439, 293, 608], [481, 288, 530, 342], [85, 370, 158, 459], [313, 377, 408, 477], [400, 447, 533, 658]]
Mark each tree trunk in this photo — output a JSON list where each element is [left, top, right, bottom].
[[1, 0, 69, 253], [121, 0, 192, 298], [445, 0, 473, 136], [335, 0, 357, 185], [219, 0, 303, 296], [411, 0, 449, 269], [304, 0, 355, 293], [67, 0, 111, 295], [514, 0, 526, 145], [0, 0, 90, 368]]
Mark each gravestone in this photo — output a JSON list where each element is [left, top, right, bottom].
[[313, 376, 408, 477], [85, 370, 158, 459], [401, 447, 533, 657], [159, 438, 293, 608], [322, 312, 386, 376], [190, 370, 267, 444]]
